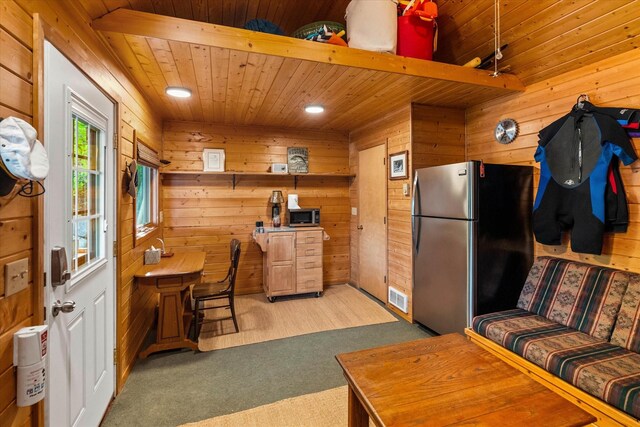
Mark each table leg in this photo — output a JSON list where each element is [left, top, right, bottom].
[[138, 289, 198, 358], [348, 384, 369, 427]]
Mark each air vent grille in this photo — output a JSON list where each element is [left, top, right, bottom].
[[388, 286, 408, 313]]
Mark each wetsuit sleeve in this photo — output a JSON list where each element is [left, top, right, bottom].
[[596, 113, 638, 165]]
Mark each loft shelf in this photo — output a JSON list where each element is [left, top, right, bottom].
[[160, 171, 354, 177], [160, 170, 355, 189], [93, 9, 525, 131]]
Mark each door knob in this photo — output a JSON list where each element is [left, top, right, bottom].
[[52, 300, 76, 317], [357, 225, 364, 230]]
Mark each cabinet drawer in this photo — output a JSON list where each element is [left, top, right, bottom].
[[296, 231, 322, 245], [296, 257, 322, 270], [296, 243, 323, 258], [296, 267, 323, 292]]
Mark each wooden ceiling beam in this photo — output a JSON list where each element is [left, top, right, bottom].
[[93, 8, 525, 93]]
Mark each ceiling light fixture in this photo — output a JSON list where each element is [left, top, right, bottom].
[[304, 105, 325, 114], [165, 86, 192, 98]]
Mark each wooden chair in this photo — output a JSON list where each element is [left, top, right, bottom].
[[191, 239, 241, 340]]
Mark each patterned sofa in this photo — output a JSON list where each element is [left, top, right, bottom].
[[466, 257, 640, 425]]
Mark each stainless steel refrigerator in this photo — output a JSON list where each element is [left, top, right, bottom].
[[412, 161, 533, 335]]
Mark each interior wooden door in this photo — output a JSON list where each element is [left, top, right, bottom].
[[358, 144, 388, 302]]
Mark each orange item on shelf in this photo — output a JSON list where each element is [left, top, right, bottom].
[[327, 30, 348, 47]]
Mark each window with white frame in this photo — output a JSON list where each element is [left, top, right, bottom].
[[71, 107, 106, 273], [134, 137, 159, 242]]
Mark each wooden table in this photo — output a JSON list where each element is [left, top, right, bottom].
[[134, 252, 206, 358], [336, 333, 597, 427]]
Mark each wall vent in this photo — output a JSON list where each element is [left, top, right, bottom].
[[388, 286, 408, 313]]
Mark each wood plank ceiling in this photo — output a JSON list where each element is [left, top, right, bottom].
[[83, 0, 640, 130]]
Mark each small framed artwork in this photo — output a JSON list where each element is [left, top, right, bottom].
[[389, 151, 408, 180], [288, 147, 309, 174], [203, 148, 225, 172]]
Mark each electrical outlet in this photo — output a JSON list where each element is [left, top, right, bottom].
[[159, 210, 164, 223], [5, 258, 29, 296], [351, 207, 357, 215]]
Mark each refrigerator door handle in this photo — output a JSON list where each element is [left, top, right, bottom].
[[411, 172, 421, 216], [412, 172, 421, 252]]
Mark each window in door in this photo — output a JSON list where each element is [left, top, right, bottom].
[[134, 134, 160, 244], [71, 111, 105, 273]]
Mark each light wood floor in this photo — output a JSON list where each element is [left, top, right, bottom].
[[197, 284, 397, 351]]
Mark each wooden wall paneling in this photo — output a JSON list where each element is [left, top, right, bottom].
[[435, 1, 640, 85], [83, 0, 353, 34], [466, 49, 640, 273], [0, 67, 32, 116], [348, 104, 466, 322], [0, 0, 33, 48], [349, 106, 411, 320], [1, 29, 33, 82], [162, 121, 351, 294], [0, 2, 35, 422]]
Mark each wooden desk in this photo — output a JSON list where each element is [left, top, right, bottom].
[[135, 252, 206, 358], [336, 333, 597, 427]]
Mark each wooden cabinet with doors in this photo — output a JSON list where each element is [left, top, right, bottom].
[[254, 228, 326, 302]]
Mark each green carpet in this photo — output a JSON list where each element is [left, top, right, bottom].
[[102, 305, 430, 426]]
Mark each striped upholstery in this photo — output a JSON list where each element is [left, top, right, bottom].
[[472, 309, 640, 418], [611, 274, 640, 352], [516, 257, 629, 340]]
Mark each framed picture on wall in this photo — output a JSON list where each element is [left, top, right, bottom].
[[389, 151, 408, 180], [203, 148, 225, 172]]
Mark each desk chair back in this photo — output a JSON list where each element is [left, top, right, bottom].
[[192, 239, 242, 339]]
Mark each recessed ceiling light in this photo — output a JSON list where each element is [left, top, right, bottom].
[[165, 86, 192, 98], [304, 105, 325, 114]]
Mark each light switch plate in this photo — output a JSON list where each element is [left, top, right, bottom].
[[403, 183, 410, 196], [351, 207, 357, 216], [5, 258, 29, 297]]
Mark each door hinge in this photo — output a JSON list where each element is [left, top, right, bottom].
[[384, 275, 387, 284], [113, 132, 118, 150], [383, 157, 386, 165], [113, 348, 117, 365], [384, 216, 387, 225], [43, 272, 47, 287], [43, 306, 47, 321], [113, 240, 117, 257]]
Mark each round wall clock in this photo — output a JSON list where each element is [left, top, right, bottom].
[[494, 118, 519, 144]]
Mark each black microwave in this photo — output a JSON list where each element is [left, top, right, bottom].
[[288, 208, 320, 227]]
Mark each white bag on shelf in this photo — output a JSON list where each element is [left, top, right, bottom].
[[346, 0, 398, 54]]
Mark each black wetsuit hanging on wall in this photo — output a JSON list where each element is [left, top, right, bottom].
[[533, 102, 637, 255]]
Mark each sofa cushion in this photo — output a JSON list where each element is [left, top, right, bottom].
[[473, 309, 640, 418], [516, 257, 629, 340], [611, 274, 640, 352], [541, 340, 640, 419]]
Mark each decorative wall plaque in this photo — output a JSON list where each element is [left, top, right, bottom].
[[287, 147, 309, 174]]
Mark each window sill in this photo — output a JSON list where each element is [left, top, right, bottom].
[[135, 225, 159, 247]]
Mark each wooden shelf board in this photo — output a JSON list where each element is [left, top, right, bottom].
[[93, 9, 524, 92], [160, 171, 354, 177], [93, 9, 526, 131]]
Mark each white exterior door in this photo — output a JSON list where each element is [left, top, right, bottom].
[[44, 41, 115, 427]]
